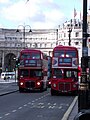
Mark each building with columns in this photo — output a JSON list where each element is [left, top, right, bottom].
[[0, 28, 58, 72]]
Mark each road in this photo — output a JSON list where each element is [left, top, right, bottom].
[[0, 87, 76, 120]]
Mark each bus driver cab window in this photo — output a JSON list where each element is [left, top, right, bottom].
[[54, 69, 63, 78], [30, 70, 36, 77]]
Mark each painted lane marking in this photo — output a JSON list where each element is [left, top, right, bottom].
[[12, 110, 17, 113], [48, 106, 55, 109], [35, 99, 38, 101], [0, 93, 50, 119], [18, 107, 22, 109], [41, 106, 45, 108], [23, 104, 27, 107], [28, 102, 31, 104], [5, 113, 10, 116], [38, 103, 44, 105], [59, 106, 62, 109], [48, 103, 50, 105], [61, 96, 78, 120]]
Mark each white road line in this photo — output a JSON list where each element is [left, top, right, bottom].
[[53, 103, 56, 105], [61, 96, 78, 120], [39, 97, 42, 99], [48, 106, 55, 109], [5, 113, 10, 116], [18, 107, 22, 109], [59, 106, 62, 109], [41, 106, 45, 108], [12, 110, 17, 113], [28, 102, 31, 104], [48, 103, 50, 105], [31, 103, 34, 105], [38, 103, 44, 105], [24, 104, 27, 107], [35, 99, 38, 101]]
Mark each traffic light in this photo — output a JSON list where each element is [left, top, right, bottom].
[[16, 58, 20, 68], [6, 66, 8, 71]]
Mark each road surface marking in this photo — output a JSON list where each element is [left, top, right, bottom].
[[18, 107, 22, 109], [5, 113, 10, 116], [12, 110, 17, 112], [61, 96, 78, 120]]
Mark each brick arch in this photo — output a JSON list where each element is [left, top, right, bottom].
[[4, 53, 16, 72]]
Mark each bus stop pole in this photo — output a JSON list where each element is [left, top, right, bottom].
[[78, 0, 89, 112]]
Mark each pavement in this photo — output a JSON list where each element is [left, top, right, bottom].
[[0, 78, 78, 120], [0, 78, 19, 96], [61, 95, 78, 120], [68, 97, 78, 120]]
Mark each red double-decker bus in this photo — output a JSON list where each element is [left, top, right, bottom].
[[17, 49, 48, 92], [51, 45, 79, 95]]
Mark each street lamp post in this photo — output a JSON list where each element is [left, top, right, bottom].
[[16, 24, 32, 49], [78, 0, 89, 112], [68, 28, 72, 46]]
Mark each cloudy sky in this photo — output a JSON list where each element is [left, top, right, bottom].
[[0, 0, 89, 29]]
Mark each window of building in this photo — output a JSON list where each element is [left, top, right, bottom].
[[40, 44, 42, 48], [45, 43, 46, 47], [64, 33, 66, 37], [75, 32, 79, 37], [75, 42, 79, 45]]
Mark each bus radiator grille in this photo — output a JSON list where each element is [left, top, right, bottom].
[[25, 81, 35, 88], [59, 82, 70, 92]]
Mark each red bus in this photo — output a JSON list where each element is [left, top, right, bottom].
[[51, 45, 79, 95], [18, 49, 48, 92]]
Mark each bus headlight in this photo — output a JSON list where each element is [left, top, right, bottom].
[[37, 82, 40, 86], [49, 81, 51, 85], [20, 82, 24, 86]]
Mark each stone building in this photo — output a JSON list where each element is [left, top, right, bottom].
[[0, 28, 58, 72]]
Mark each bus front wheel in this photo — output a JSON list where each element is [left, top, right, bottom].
[[51, 88, 57, 96], [19, 87, 24, 92]]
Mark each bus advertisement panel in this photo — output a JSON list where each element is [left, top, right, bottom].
[[51, 45, 79, 95], [18, 49, 48, 92]]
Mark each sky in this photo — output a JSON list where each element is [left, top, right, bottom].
[[0, 0, 90, 29]]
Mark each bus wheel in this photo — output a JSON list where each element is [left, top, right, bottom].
[[19, 87, 24, 92], [51, 88, 57, 96]]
